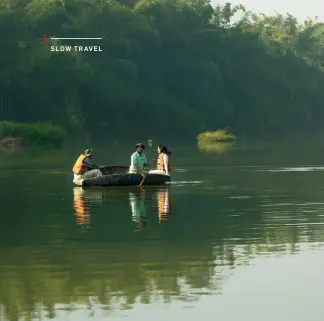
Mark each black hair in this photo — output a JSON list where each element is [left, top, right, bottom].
[[158, 144, 172, 155]]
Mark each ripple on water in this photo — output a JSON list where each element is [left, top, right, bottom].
[[171, 180, 204, 184], [173, 168, 188, 172], [227, 196, 252, 199], [260, 166, 324, 172]]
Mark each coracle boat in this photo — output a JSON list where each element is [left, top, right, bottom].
[[80, 165, 171, 187], [100, 165, 129, 175]]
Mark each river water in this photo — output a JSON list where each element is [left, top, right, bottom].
[[0, 142, 324, 321]]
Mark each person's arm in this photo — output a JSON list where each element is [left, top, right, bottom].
[[163, 154, 169, 175], [83, 157, 99, 170], [131, 154, 144, 176]]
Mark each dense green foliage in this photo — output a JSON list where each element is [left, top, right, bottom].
[[1, 0, 324, 141], [0, 121, 66, 146]]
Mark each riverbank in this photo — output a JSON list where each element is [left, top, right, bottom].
[[0, 121, 66, 152]]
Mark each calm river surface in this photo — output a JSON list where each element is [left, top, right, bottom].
[[1, 142, 324, 321]]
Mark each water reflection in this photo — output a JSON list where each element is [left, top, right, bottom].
[[197, 141, 234, 153], [73, 186, 173, 230], [130, 189, 148, 230], [2, 164, 324, 321], [156, 188, 172, 223], [73, 187, 90, 226], [73, 187, 106, 227], [130, 187, 173, 229]]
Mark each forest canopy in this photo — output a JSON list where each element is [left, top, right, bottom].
[[1, 0, 324, 141]]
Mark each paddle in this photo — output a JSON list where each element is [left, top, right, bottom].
[[139, 159, 156, 187], [139, 170, 148, 187]]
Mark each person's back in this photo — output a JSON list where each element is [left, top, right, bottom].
[[73, 154, 87, 175], [72, 149, 102, 185], [167, 152, 173, 172], [82, 154, 99, 171], [156, 145, 172, 175]]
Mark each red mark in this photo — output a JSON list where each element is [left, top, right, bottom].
[[40, 34, 51, 43]]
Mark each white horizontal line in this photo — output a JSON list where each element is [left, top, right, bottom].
[[50, 37, 102, 40]]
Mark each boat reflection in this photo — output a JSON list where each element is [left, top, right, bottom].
[[129, 190, 147, 230], [73, 187, 105, 226], [156, 187, 172, 223], [73, 187, 89, 226], [72, 186, 173, 229], [130, 186, 173, 229]]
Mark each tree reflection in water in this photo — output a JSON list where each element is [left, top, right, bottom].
[[0, 185, 324, 321]]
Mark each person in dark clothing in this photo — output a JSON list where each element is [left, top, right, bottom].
[[72, 148, 102, 185], [82, 149, 100, 171]]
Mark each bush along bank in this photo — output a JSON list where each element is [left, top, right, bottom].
[[0, 121, 67, 150], [197, 129, 236, 143]]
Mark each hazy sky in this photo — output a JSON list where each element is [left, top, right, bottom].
[[212, 0, 323, 22]]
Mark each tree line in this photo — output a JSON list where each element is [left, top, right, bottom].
[[1, 0, 324, 141]]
